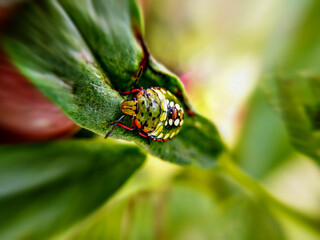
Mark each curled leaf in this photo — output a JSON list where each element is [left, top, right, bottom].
[[3, 0, 224, 167], [263, 73, 320, 163]]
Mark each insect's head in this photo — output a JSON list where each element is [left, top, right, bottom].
[[121, 100, 138, 116]]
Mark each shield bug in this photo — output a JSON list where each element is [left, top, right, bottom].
[[105, 84, 184, 142]]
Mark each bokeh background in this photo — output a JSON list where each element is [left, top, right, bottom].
[[138, 1, 319, 238], [1, 0, 320, 239]]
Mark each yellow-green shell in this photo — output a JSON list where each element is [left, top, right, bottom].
[[134, 87, 184, 141]]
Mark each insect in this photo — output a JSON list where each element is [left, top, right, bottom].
[[105, 85, 184, 142]]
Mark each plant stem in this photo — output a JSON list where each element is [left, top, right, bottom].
[[218, 155, 320, 235]]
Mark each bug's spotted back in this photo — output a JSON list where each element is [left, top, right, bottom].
[[134, 89, 162, 133], [132, 87, 184, 141], [109, 86, 184, 142]]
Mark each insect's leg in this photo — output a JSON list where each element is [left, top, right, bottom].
[[134, 66, 144, 83], [105, 123, 118, 139], [121, 87, 143, 96], [105, 115, 128, 139], [139, 131, 151, 144], [105, 121, 134, 139], [117, 122, 134, 131], [127, 66, 144, 100], [131, 117, 137, 128], [138, 131, 148, 138]]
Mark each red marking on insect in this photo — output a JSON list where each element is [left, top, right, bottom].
[[144, 127, 150, 133], [173, 108, 177, 119], [180, 111, 184, 120], [132, 118, 137, 128], [139, 132, 148, 138], [136, 90, 144, 98], [134, 119, 141, 129]]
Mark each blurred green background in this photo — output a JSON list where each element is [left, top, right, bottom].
[[1, 0, 320, 239]]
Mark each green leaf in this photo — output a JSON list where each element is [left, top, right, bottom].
[[233, 89, 293, 178], [278, 0, 320, 74], [263, 0, 320, 74], [0, 140, 145, 240], [3, 0, 224, 167], [261, 0, 320, 162], [57, 184, 285, 240], [263, 73, 320, 163]]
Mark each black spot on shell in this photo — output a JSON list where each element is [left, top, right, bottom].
[[150, 102, 153, 107], [152, 117, 156, 120], [141, 113, 144, 117], [149, 113, 152, 117], [142, 101, 145, 105]]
